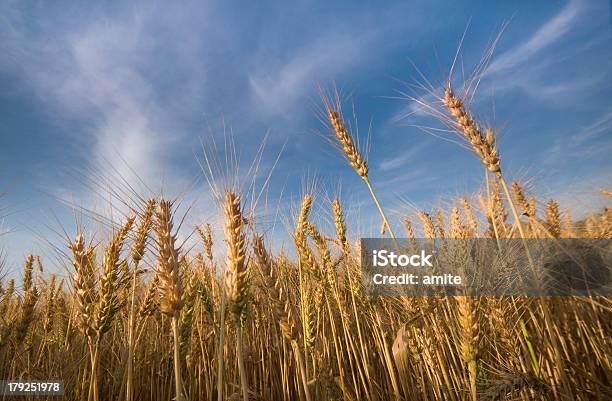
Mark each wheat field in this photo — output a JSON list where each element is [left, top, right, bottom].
[[1, 80, 611, 401]]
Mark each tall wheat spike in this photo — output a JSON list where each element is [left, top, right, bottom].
[[154, 199, 185, 401], [126, 198, 155, 401], [223, 191, 250, 401], [460, 198, 478, 235], [416, 211, 436, 239], [323, 95, 397, 239], [22, 254, 34, 293], [253, 234, 312, 401], [95, 216, 134, 336], [15, 285, 38, 345], [545, 199, 561, 238], [69, 233, 96, 338], [456, 295, 480, 401], [443, 86, 500, 173]]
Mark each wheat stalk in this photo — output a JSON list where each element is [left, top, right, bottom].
[[323, 96, 397, 239], [95, 216, 134, 336], [222, 191, 250, 401], [126, 198, 155, 401], [253, 234, 311, 401], [154, 199, 185, 401]]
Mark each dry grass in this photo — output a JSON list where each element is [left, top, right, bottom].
[[0, 188, 610, 400]]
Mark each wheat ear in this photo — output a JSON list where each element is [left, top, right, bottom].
[[69, 234, 96, 338], [457, 295, 480, 401], [460, 198, 478, 235], [324, 100, 397, 239], [545, 200, 561, 238], [22, 254, 34, 293], [154, 199, 185, 401], [95, 216, 134, 336], [15, 286, 38, 345], [443, 86, 500, 173], [416, 211, 436, 239], [222, 191, 249, 401], [223, 191, 248, 321], [195, 223, 215, 264], [126, 198, 155, 401]]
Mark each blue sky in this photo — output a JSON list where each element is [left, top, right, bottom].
[[1, 0, 611, 272]]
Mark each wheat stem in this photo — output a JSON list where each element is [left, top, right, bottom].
[[172, 315, 186, 401], [364, 178, 397, 240]]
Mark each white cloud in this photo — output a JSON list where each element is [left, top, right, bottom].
[[65, 20, 171, 188], [378, 141, 430, 172], [477, 0, 612, 106], [544, 109, 612, 165], [0, 6, 202, 202], [571, 110, 612, 145], [487, 0, 582, 75], [0, 4, 215, 269], [248, 31, 374, 115]]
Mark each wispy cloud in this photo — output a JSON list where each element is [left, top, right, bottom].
[[66, 21, 177, 189], [248, 31, 375, 116], [479, 0, 612, 106], [378, 141, 430, 172], [571, 110, 612, 145], [0, 5, 208, 199], [487, 0, 582, 74], [544, 109, 612, 165]]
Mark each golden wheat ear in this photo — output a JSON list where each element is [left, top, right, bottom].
[[221, 190, 251, 401], [321, 93, 397, 239], [545, 199, 562, 238], [95, 216, 134, 336], [223, 191, 248, 322], [154, 199, 183, 317], [69, 233, 96, 338], [443, 86, 500, 173], [456, 295, 480, 401], [153, 198, 186, 401], [131, 198, 156, 265], [252, 234, 299, 342]]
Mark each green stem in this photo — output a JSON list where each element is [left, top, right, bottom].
[[520, 318, 540, 376]]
